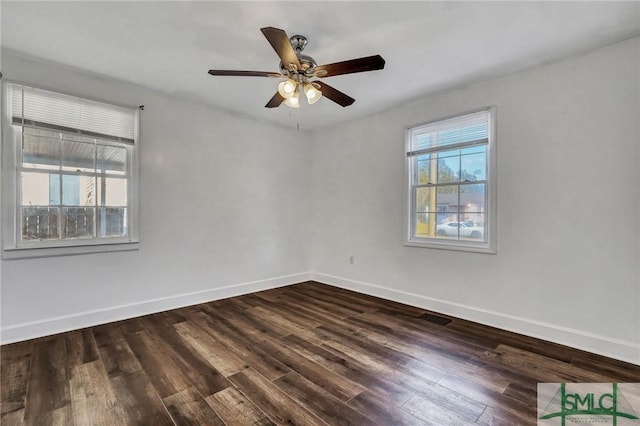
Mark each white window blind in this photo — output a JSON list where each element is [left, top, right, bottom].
[[407, 110, 489, 155], [11, 83, 135, 143]]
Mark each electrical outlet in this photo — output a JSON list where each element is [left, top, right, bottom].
[[349, 256, 355, 264]]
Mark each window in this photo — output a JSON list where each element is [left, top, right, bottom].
[[405, 108, 496, 253], [2, 82, 139, 257]]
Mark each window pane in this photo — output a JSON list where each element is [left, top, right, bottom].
[[435, 185, 459, 239], [23, 133, 60, 170], [62, 140, 94, 173], [414, 212, 433, 238], [21, 207, 59, 240], [437, 152, 459, 183], [436, 185, 458, 216], [22, 172, 56, 205], [63, 207, 95, 239], [97, 145, 126, 175], [415, 186, 437, 238], [62, 175, 95, 206], [97, 177, 127, 206], [416, 155, 432, 184], [460, 151, 486, 181], [460, 184, 485, 241], [415, 187, 435, 213], [99, 207, 126, 237], [460, 213, 485, 241], [460, 183, 485, 212]]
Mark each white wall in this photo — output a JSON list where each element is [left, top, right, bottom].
[[0, 51, 312, 341], [310, 38, 640, 364], [2, 39, 639, 365]]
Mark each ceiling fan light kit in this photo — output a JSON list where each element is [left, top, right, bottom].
[[277, 79, 297, 98], [284, 91, 300, 108], [208, 27, 385, 109], [304, 83, 322, 105]]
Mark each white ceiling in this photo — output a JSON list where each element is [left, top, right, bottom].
[[2, 1, 640, 131]]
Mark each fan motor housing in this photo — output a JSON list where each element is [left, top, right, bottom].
[[280, 35, 317, 74]]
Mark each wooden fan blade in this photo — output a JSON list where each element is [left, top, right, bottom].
[[260, 27, 302, 71], [265, 92, 285, 108], [314, 55, 385, 77], [315, 81, 355, 107], [208, 70, 282, 78]]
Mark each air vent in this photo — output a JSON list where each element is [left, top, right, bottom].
[[419, 313, 452, 325]]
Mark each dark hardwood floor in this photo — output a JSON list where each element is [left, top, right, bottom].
[[1, 281, 638, 425]]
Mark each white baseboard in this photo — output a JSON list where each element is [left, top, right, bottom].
[[311, 272, 640, 366], [3, 270, 638, 366], [0, 272, 312, 345]]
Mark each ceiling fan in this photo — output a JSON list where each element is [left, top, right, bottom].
[[208, 27, 385, 109]]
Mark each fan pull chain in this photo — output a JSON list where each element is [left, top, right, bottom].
[[287, 104, 301, 131]]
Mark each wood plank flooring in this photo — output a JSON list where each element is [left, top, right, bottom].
[[2, 281, 639, 425]]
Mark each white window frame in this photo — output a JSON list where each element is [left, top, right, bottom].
[[1, 81, 140, 259], [404, 107, 497, 254]]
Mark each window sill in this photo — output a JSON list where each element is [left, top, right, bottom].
[[2, 240, 139, 260], [405, 238, 496, 254]]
